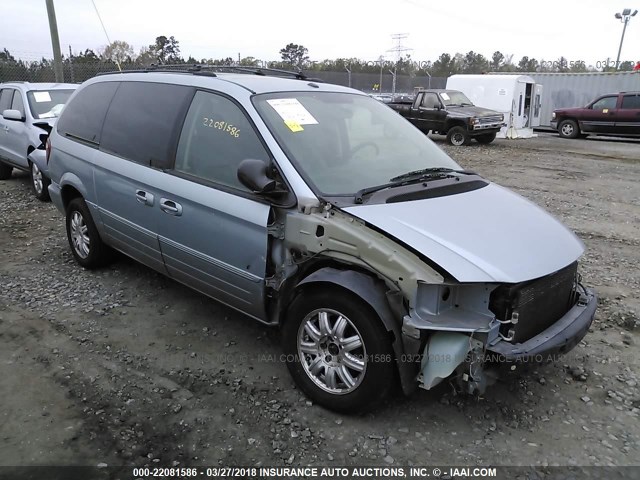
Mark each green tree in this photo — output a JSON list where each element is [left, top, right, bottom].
[[431, 53, 458, 77], [491, 51, 504, 71], [148, 35, 182, 64], [462, 51, 489, 73], [240, 56, 260, 66], [517, 56, 539, 72], [279, 43, 309, 69], [72, 49, 101, 63], [0, 48, 16, 62]]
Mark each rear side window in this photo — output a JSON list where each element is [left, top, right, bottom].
[[621, 94, 640, 109], [174, 90, 270, 191], [57, 82, 119, 145], [100, 82, 193, 167], [0, 89, 14, 112]]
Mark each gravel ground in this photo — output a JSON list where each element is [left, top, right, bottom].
[[0, 134, 639, 469]]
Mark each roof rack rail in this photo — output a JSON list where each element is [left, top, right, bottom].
[[95, 64, 323, 82]]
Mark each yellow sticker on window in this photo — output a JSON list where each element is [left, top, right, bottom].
[[285, 120, 304, 132]]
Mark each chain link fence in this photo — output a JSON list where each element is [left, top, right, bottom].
[[0, 61, 447, 94]]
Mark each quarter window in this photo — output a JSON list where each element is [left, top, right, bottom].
[[174, 91, 269, 191], [621, 95, 640, 109], [591, 96, 617, 110], [100, 82, 193, 167], [0, 89, 14, 112], [57, 82, 119, 144]]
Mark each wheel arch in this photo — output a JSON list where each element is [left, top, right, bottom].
[[292, 266, 418, 395], [60, 179, 85, 211]]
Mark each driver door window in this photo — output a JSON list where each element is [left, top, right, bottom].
[[592, 97, 617, 111], [175, 91, 270, 191], [11, 91, 24, 117], [421, 93, 439, 109]]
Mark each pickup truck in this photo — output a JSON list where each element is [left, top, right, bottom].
[[551, 91, 640, 139], [388, 89, 504, 146]]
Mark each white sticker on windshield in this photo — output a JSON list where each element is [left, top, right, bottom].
[[440, 92, 450, 101], [266, 98, 318, 125], [33, 91, 52, 103]]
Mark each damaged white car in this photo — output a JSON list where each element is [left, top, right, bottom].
[[47, 69, 597, 412]]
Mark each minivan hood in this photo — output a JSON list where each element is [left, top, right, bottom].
[[343, 183, 584, 283]]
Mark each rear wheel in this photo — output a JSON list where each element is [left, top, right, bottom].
[[447, 126, 470, 146], [558, 119, 580, 139], [65, 197, 112, 269], [282, 288, 395, 412], [30, 161, 51, 201], [475, 132, 497, 144], [0, 162, 12, 180]]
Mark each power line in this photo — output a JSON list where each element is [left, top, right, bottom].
[[91, 0, 121, 71]]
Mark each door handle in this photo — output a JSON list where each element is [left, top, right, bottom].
[[160, 198, 182, 216], [135, 189, 154, 206]]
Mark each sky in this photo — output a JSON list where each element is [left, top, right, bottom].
[[2, 0, 640, 68]]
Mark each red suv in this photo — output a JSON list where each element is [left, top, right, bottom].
[[551, 92, 640, 139]]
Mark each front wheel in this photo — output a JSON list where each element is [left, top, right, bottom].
[[30, 161, 51, 201], [558, 119, 580, 139], [475, 132, 497, 144], [282, 289, 395, 412], [65, 197, 112, 269], [446, 126, 470, 146], [0, 162, 12, 180]]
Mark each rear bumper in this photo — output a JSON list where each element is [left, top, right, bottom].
[[487, 288, 596, 361]]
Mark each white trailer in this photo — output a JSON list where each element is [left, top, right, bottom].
[[491, 71, 640, 128], [447, 74, 542, 139]]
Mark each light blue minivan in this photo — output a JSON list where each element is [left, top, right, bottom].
[[47, 69, 597, 412]]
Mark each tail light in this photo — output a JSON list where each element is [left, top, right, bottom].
[[45, 138, 52, 164]]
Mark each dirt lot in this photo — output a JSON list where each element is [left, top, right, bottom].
[[1, 133, 639, 469]]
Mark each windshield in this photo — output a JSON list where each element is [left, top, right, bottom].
[[253, 92, 461, 196], [27, 89, 74, 119], [440, 91, 473, 106]]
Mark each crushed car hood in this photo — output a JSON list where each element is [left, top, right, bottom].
[[343, 183, 584, 283]]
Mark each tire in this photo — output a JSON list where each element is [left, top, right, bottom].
[[446, 126, 470, 146], [558, 119, 580, 139], [475, 132, 496, 144], [30, 161, 51, 201], [282, 288, 395, 413], [65, 197, 112, 269], [0, 162, 12, 180]]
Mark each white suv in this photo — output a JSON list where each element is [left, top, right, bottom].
[[0, 82, 77, 200]]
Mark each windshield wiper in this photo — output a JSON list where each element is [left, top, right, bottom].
[[389, 167, 475, 182], [354, 169, 474, 204]]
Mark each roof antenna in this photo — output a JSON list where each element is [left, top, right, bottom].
[[91, 0, 122, 72]]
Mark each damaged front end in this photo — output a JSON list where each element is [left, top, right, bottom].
[[270, 201, 597, 397], [405, 263, 596, 394]]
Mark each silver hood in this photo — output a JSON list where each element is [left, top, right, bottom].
[[343, 182, 584, 283]]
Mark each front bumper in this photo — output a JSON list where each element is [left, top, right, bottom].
[[470, 123, 504, 132], [550, 120, 558, 131], [27, 149, 48, 175], [486, 288, 596, 361]]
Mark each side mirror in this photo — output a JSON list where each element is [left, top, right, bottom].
[[237, 159, 277, 194], [2, 109, 24, 121]]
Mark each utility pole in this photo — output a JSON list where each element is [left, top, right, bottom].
[[387, 33, 412, 96], [614, 8, 638, 69], [68, 45, 74, 83], [345, 65, 352, 88], [46, 0, 64, 82]]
